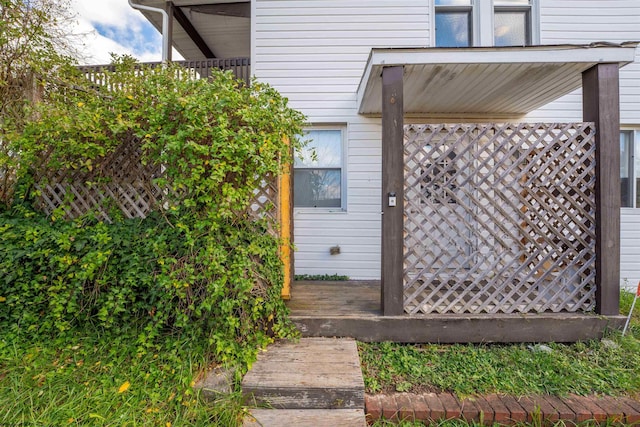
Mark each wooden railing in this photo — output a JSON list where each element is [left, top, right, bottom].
[[78, 57, 251, 85]]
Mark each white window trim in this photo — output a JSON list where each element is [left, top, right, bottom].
[[621, 128, 639, 209], [431, 0, 539, 47], [294, 124, 348, 213]]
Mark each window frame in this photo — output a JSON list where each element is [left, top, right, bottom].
[[621, 129, 638, 208], [493, 4, 532, 46], [434, 1, 475, 48], [431, 0, 539, 47], [293, 125, 347, 212]]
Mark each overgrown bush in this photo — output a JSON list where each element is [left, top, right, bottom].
[[0, 58, 305, 369]]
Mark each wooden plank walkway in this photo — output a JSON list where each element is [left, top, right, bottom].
[[242, 338, 366, 426], [287, 281, 625, 343], [244, 409, 366, 426]]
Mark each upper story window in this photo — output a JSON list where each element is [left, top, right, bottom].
[[434, 0, 536, 47], [621, 130, 639, 208], [494, 0, 532, 46], [294, 128, 345, 209], [435, 0, 473, 47]]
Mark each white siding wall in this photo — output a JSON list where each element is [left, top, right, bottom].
[[254, 0, 640, 282], [621, 209, 640, 291], [253, 0, 429, 279]]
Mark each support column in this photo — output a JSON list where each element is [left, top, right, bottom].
[[582, 63, 621, 315], [280, 137, 294, 300], [165, 1, 174, 62], [381, 66, 404, 316]]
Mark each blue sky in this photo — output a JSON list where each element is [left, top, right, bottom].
[[70, 0, 181, 64]]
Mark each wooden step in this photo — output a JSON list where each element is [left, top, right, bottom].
[[242, 338, 364, 409], [243, 409, 367, 427]]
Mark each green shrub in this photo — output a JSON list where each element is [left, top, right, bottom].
[[0, 57, 305, 370]]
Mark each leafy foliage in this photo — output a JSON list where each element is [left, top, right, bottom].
[[0, 58, 305, 371], [0, 0, 79, 203]]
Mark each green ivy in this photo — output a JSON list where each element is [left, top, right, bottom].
[[0, 57, 306, 371]]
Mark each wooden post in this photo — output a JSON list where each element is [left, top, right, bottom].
[[165, 1, 174, 62], [381, 66, 404, 316], [582, 63, 621, 315], [280, 137, 293, 300]]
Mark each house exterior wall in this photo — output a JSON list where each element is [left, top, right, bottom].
[[253, 0, 429, 279], [252, 0, 640, 284]]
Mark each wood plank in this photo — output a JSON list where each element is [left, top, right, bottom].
[[291, 314, 626, 343], [244, 409, 366, 427], [241, 338, 364, 409], [381, 65, 404, 316], [582, 63, 621, 315]]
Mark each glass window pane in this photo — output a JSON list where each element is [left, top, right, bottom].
[[494, 11, 528, 46], [621, 132, 631, 207], [435, 0, 472, 5], [295, 129, 342, 168], [294, 169, 341, 208], [635, 134, 640, 208], [436, 11, 471, 47]]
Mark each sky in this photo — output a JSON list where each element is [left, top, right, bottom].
[[68, 0, 181, 64]]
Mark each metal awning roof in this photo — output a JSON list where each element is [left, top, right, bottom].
[[357, 43, 638, 119], [132, 0, 249, 60]]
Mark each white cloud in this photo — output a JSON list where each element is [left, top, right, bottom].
[[67, 0, 181, 65]]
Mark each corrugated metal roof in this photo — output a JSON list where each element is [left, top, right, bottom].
[[357, 43, 638, 119]]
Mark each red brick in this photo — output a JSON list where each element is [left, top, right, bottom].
[[529, 395, 559, 423], [616, 397, 640, 424], [423, 392, 446, 421], [365, 394, 382, 423], [410, 394, 430, 421], [559, 394, 594, 423], [380, 394, 399, 421], [594, 396, 626, 423], [395, 393, 415, 421], [517, 396, 542, 424], [459, 397, 481, 422], [471, 396, 495, 425], [500, 395, 527, 423], [484, 394, 511, 424], [439, 392, 462, 420], [574, 395, 608, 422], [541, 395, 575, 422]]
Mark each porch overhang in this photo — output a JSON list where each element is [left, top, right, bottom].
[[357, 43, 638, 120], [131, 0, 250, 60]]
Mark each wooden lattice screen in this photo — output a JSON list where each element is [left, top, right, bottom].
[[34, 139, 279, 230], [403, 123, 596, 314]]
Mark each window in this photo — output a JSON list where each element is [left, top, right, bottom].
[[294, 128, 344, 209], [435, 0, 473, 47], [494, 0, 532, 46], [434, 0, 536, 47], [621, 130, 640, 208]]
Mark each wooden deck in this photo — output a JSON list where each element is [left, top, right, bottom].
[[287, 281, 626, 343]]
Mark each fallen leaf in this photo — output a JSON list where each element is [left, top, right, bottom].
[[118, 381, 131, 393]]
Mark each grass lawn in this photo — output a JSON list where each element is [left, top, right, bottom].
[[0, 327, 246, 426], [359, 290, 640, 398]]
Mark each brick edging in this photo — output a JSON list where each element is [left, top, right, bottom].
[[365, 392, 640, 425]]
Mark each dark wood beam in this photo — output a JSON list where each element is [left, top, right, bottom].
[[170, 2, 216, 58], [186, 2, 251, 19], [582, 63, 621, 316], [291, 314, 626, 343], [165, 1, 174, 61], [381, 66, 404, 316]]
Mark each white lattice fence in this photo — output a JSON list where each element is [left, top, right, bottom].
[[403, 123, 596, 314], [34, 139, 279, 229]]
